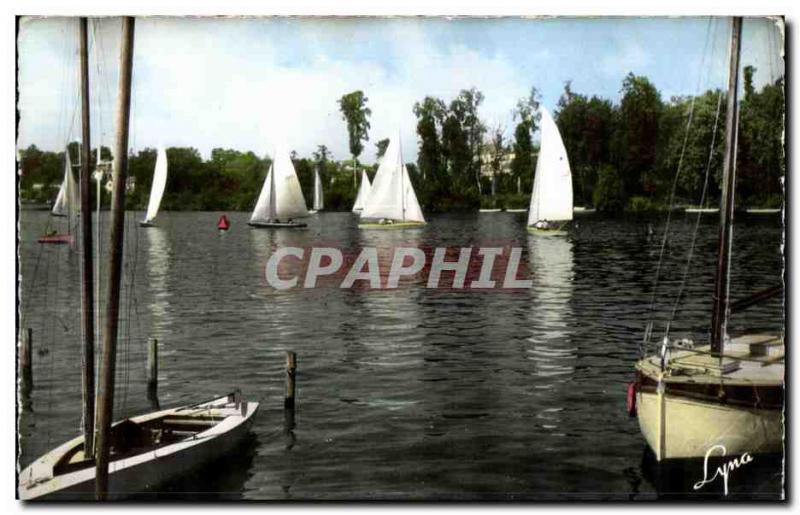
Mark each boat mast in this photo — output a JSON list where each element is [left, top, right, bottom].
[[95, 16, 135, 500], [78, 17, 96, 458], [710, 17, 742, 354]]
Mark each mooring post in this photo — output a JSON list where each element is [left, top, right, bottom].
[[146, 338, 158, 397], [284, 351, 296, 410], [20, 328, 33, 394]]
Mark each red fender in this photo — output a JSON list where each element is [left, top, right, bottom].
[[626, 381, 638, 417]]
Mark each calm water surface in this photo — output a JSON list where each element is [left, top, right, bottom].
[[18, 210, 784, 500]]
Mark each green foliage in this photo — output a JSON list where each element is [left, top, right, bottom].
[[617, 73, 663, 198], [593, 165, 625, 213], [626, 195, 661, 214], [338, 90, 371, 163], [480, 193, 529, 210], [18, 70, 785, 215], [737, 74, 784, 205]]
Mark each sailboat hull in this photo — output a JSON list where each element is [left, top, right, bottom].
[[139, 221, 156, 227], [634, 337, 784, 462], [527, 225, 568, 236], [636, 391, 783, 461], [248, 221, 307, 229], [358, 221, 426, 230], [18, 395, 259, 500]]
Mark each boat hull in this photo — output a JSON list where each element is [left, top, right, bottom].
[[526, 226, 567, 236], [358, 221, 426, 230], [248, 221, 307, 229], [18, 395, 259, 500], [636, 390, 783, 461], [139, 221, 156, 227]]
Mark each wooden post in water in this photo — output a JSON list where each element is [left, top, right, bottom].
[[95, 16, 135, 501], [78, 16, 96, 459], [284, 351, 296, 410], [146, 338, 158, 396], [20, 328, 33, 394]]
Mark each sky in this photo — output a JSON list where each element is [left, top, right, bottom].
[[16, 16, 784, 164]]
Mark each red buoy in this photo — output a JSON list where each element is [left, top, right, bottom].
[[217, 215, 230, 231], [626, 381, 637, 417]]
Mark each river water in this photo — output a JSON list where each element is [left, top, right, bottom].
[[17, 210, 784, 500]]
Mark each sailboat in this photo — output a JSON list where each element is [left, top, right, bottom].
[[526, 106, 573, 234], [352, 169, 372, 213], [139, 147, 168, 227], [19, 18, 259, 501], [358, 132, 426, 229], [248, 147, 309, 228], [38, 149, 79, 244], [631, 17, 784, 462], [309, 166, 324, 214], [51, 149, 79, 218]]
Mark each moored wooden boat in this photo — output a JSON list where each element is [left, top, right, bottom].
[[19, 393, 259, 500], [631, 18, 785, 464], [634, 335, 783, 461]]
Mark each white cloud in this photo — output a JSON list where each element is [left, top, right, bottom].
[[18, 17, 533, 163]]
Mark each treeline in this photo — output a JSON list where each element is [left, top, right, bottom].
[[552, 69, 784, 212], [19, 68, 784, 213]]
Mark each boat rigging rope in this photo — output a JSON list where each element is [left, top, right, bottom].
[[668, 90, 724, 325], [641, 17, 715, 356]]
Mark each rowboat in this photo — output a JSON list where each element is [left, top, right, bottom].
[[19, 393, 259, 500]]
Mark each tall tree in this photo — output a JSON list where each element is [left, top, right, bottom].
[[616, 73, 663, 198], [487, 126, 507, 197], [337, 90, 372, 188], [413, 96, 446, 185], [510, 87, 540, 194]]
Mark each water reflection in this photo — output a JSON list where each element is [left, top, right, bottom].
[[525, 234, 576, 434]]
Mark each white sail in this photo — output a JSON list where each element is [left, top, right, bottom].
[[251, 148, 309, 222], [527, 106, 573, 225], [360, 133, 425, 223], [313, 167, 324, 211], [352, 170, 372, 212], [143, 147, 168, 223], [52, 150, 78, 217]]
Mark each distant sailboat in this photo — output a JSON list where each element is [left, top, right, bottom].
[[310, 166, 324, 214], [527, 106, 573, 234], [139, 147, 168, 227], [249, 147, 309, 229], [52, 149, 79, 218], [40, 149, 79, 244], [352, 170, 372, 213], [359, 132, 425, 229]]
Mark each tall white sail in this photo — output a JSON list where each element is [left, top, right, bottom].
[[143, 147, 168, 224], [527, 106, 573, 226], [251, 147, 309, 222], [313, 167, 324, 211], [360, 133, 425, 223], [52, 149, 78, 217], [352, 170, 372, 212]]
